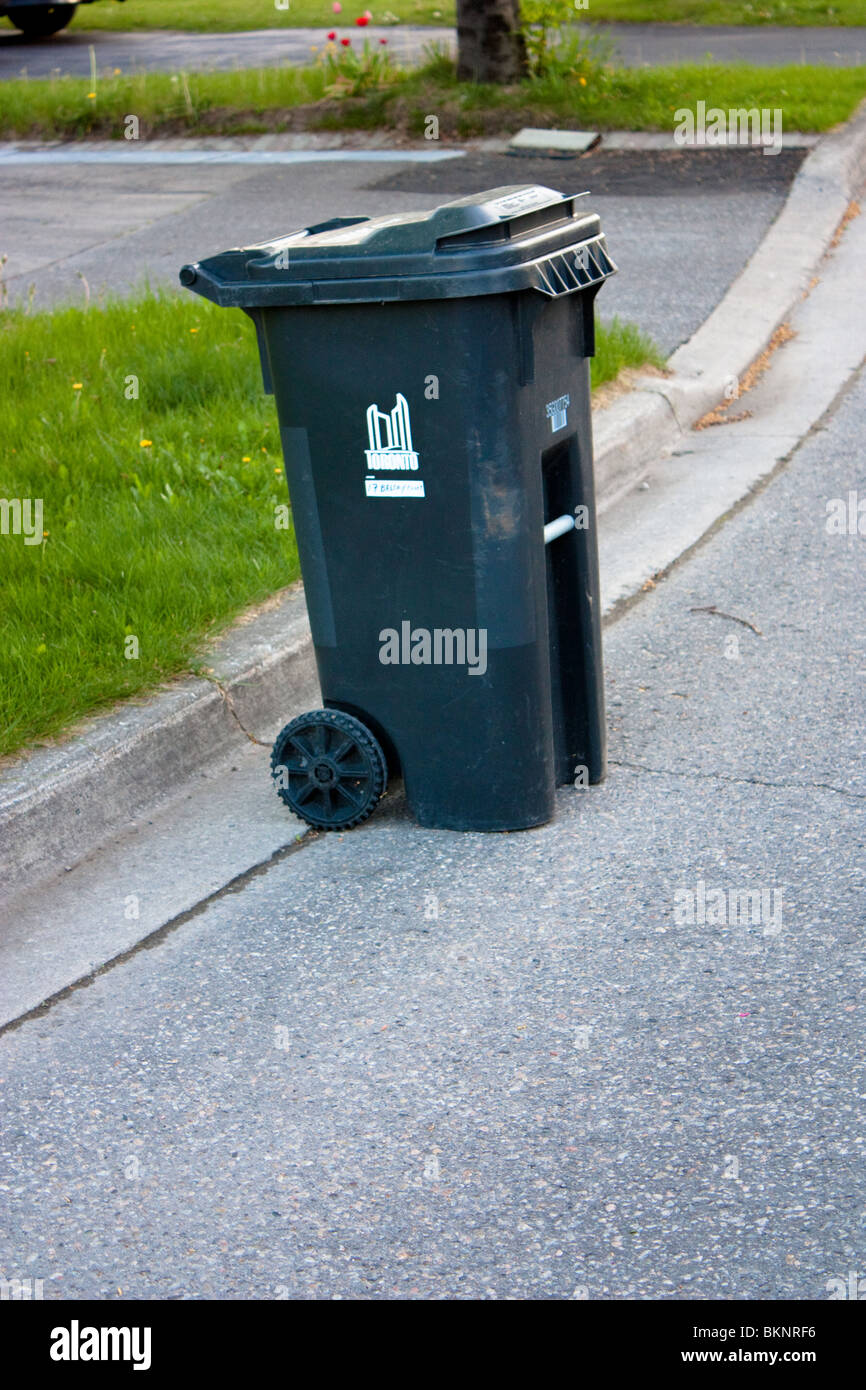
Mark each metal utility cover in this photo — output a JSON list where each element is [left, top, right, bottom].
[[509, 128, 601, 156]]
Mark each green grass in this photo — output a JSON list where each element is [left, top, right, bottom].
[[0, 292, 658, 759], [594, 316, 664, 385], [0, 54, 863, 138], [53, 0, 454, 31], [36, 0, 866, 31], [0, 291, 297, 758], [0, 62, 330, 139], [387, 56, 866, 137]]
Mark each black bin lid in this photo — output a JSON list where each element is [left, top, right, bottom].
[[179, 184, 616, 307]]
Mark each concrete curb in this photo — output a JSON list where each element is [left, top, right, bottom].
[[3, 106, 866, 895], [0, 587, 318, 901], [594, 98, 866, 512]]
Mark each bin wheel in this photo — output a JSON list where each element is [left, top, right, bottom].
[[270, 709, 387, 831]]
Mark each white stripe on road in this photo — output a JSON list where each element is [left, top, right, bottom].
[[0, 147, 465, 165]]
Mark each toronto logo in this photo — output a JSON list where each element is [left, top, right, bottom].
[[365, 393, 419, 470], [365, 393, 425, 498]]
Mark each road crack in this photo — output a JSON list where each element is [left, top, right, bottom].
[[609, 758, 865, 801], [196, 670, 269, 748]]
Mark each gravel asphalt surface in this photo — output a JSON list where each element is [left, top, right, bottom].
[[1, 22, 864, 80], [0, 147, 799, 356]]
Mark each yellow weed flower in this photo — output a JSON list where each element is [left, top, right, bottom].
[[140, 439, 152, 448], [87, 92, 96, 99], [242, 456, 251, 462], [72, 382, 83, 389], [579, 76, 587, 86]]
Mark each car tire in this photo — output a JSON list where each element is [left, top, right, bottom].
[[9, 4, 78, 37]]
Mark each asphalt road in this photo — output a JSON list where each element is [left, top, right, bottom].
[[1, 24, 450, 78], [1, 22, 865, 80], [1, 352, 862, 1300], [0, 147, 799, 356]]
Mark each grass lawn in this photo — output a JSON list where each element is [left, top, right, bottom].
[[0, 292, 297, 759], [0, 292, 659, 759], [53, 0, 454, 30], [43, 0, 866, 31], [0, 55, 863, 139]]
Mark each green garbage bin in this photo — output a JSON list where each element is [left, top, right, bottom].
[[180, 184, 616, 832]]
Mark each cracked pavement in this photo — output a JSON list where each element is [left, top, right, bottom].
[[0, 340, 863, 1299]]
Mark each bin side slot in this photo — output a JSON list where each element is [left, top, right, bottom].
[[542, 435, 606, 786]]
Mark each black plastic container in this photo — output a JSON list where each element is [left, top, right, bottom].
[[180, 184, 616, 832]]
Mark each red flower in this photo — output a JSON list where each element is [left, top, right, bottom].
[[379, 37, 387, 44], [356, 14, 369, 25], [327, 29, 336, 39], [340, 36, 351, 45]]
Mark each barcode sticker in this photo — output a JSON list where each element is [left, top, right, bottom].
[[365, 477, 426, 498]]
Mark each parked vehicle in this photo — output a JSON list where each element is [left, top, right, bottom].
[[2, 1, 124, 39]]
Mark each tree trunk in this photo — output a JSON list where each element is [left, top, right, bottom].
[[456, 0, 527, 84]]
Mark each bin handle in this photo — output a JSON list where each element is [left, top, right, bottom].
[[544, 514, 575, 544]]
